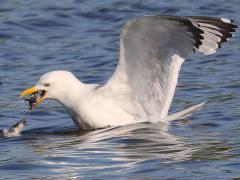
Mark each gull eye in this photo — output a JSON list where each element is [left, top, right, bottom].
[[43, 83, 50, 87]]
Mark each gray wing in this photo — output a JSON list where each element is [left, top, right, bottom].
[[99, 15, 237, 120]]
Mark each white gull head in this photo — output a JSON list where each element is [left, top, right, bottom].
[[37, 71, 84, 102]]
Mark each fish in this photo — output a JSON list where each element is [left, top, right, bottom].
[[24, 91, 46, 110], [0, 119, 26, 137], [25, 93, 38, 110]]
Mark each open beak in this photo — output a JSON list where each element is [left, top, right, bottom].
[[20, 86, 47, 110]]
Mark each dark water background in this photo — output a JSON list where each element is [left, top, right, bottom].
[[0, 0, 240, 179]]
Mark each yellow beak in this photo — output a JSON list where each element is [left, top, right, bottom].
[[20, 86, 38, 98], [20, 86, 46, 109]]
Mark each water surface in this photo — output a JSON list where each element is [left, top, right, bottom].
[[0, 0, 240, 179]]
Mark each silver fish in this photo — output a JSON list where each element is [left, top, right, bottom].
[[0, 119, 26, 137]]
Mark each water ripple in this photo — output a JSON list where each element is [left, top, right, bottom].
[[0, 0, 240, 179]]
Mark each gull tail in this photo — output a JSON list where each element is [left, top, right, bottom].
[[163, 102, 206, 122]]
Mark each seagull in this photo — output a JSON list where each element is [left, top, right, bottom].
[[20, 15, 237, 130]]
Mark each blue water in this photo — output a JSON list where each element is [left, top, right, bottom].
[[0, 0, 240, 179]]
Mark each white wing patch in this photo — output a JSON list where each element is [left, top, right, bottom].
[[221, 18, 232, 23], [198, 45, 216, 55], [201, 31, 221, 43]]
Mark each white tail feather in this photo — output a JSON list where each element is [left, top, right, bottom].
[[162, 102, 206, 122]]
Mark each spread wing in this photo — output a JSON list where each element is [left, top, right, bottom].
[[97, 15, 237, 120]]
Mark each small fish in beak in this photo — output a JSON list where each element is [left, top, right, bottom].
[[25, 93, 38, 110], [22, 90, 46, 110]]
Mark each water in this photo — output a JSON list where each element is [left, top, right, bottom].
[[0, 0, 240, 179]]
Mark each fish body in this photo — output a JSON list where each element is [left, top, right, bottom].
[[25, 93, 38, 110], [0, 119, 26, 137]]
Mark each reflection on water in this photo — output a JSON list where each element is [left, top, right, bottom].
[[19, 123, 196, 178], [0, 0, 240, 179], [30, 123, 194, 162], [1, 121, 239, 179]]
